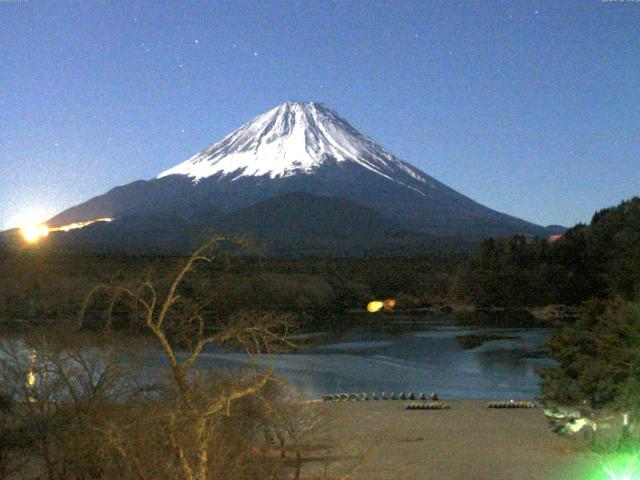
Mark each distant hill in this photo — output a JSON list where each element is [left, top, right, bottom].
[[211, 192, 473, 256]]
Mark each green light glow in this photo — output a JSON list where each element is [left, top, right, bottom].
[[597, 454, 640, 480]]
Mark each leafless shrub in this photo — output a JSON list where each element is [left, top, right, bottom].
[[77, 238, 298, 480], [0, 238, 364, 479], [0, 326, 147, 480]]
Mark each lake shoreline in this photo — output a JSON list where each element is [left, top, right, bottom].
[[314, 400, 597, 480], [2, 316, 555, 401]]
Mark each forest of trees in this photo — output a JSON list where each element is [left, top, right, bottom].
[[0, 252, 458, 328], [531, 198, 640, 448], [454, 197, 640, 307], [448, 197, 640, 442]]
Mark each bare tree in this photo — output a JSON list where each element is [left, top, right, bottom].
[[0, 238, 361, 479], [0, 390, 29, 480], [0, 327, 144, 480], [78, 238, 296, 480]]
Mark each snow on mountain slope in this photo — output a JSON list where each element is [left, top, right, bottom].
[[45, 100, 549, 243], [157, 101, 435, 194]]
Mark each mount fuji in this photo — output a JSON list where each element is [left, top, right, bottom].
[[41, 101, 556, 254]]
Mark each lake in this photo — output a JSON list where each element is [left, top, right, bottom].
[[152, 318, 555, 400]]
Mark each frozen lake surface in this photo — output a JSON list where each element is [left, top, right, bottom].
[[142, 321, 554, 400]]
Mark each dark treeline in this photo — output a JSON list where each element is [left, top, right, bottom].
[[535, 198, 640, 434], [454, 197, 640, 307], [0, 250, 460, 325], [2, 196, 638, 326]]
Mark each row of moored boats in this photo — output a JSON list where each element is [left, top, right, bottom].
[[322, 393, 538, 409], [322, 392, 438, 402]]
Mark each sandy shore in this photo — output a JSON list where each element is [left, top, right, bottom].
[[310, 400, 600, 480]]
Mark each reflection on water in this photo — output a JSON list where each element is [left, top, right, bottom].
[[167, 321, 555, 400], [6, 319, 554, 400]]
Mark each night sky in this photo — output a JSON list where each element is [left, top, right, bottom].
[[2, 0, 639, 230]]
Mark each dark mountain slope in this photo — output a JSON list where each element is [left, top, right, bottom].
[[48, 101, 549, 243]]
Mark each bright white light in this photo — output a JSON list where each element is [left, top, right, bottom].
[[8, 207, 51, 230], [15, 214, 114, 244], [27, 350, 37, 389], [21, 223, 50, 243], [55, 218, 113, 232], [603, 465, 637, 480], [367, 301, 384, 313], [601, 455, 640, 480]]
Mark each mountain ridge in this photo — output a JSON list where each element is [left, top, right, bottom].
[[156, 101, 431, 190], [43, 101, 555, 253], [4, 193, 473, 256]]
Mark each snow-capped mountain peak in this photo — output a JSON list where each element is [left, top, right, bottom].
[[157, 101, 429, 187], [46, 101, 548, 244]]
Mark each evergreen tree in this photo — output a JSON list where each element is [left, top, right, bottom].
[[453, 197, 640, 308], [539, 297, 640, 414]]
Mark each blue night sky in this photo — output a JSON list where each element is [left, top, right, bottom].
[[1, 0, 639, 230]]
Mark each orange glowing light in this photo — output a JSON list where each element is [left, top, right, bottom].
[[20, 224, 50, 243], [383, 299, 397, 311], [26, 371, 36, 388], [19, 217, 114, 244], [367, 301, 385, 313]]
